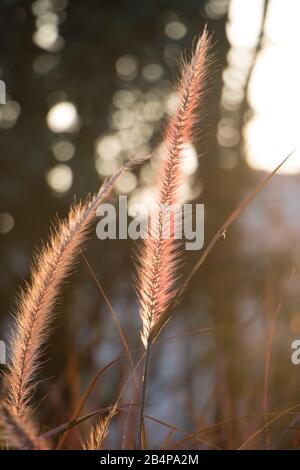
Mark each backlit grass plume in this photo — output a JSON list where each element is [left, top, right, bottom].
[[3, 156, 147, 419], [0, 401, 49, 450], [82, 406, 117, 450], [137, 29, 210, 348]]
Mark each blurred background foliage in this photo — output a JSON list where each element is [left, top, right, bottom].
[[1, 0, 300, 449]]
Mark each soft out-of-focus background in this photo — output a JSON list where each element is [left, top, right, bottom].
[[1, 0, 300, 449]]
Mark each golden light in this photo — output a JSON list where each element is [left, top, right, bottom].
[[227, 0, 300, 174]]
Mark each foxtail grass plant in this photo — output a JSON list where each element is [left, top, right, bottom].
[[0, 401, 48, 450], [82, 406, 117, 450], [0, 26, 295, 450], [0, 156, 147, 449], [135, 28, 211, 449]]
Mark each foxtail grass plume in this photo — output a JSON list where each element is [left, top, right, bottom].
[[82, 406, 117, 450], [137, 29, 210, 348], [0, 401, 49, 450], [4, 156, 147, 419]]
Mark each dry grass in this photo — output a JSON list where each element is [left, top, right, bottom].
[[137, 29, 210, 349], [0, 156, 146, 448], [82, 406, 117, 450], [0, 401, 49, 450], [134, 29, 211, 448], [0, 30, 294, 450]]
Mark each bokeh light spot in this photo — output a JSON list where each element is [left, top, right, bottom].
[[0, 213, 15, 234], [142, 64, 163, 82], [165, 21, 187, 40], [96, 135, 121, 160], [46, 164, 73, 193], [115, 172, 137, 194], [0, 101, 21, 129], [52, 140, 75, 161], [115, 55, 138, 81], [47, 101, 78, 133]]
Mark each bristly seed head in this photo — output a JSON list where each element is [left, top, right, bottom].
[[136, 28, 211, 348]]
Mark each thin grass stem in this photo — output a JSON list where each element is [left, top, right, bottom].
[[136, 341, 151, 450]]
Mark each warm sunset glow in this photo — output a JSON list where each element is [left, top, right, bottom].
[[228, 0, 300, 174]]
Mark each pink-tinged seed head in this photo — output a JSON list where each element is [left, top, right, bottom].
[[137, 29, 211, 347]]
